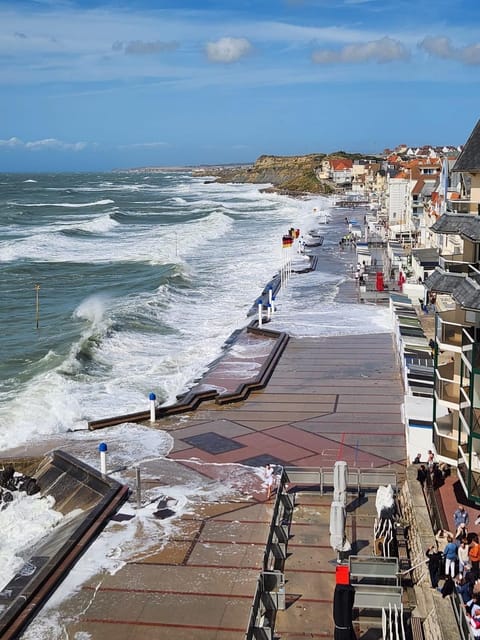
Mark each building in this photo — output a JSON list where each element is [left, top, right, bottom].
[[425, 119, 480, 502]]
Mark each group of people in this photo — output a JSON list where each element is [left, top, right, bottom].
[[426, 504, 480, 632], [353, 260, 369, 285], [338, 234, 357, 250], [414, 451, 451, 490]]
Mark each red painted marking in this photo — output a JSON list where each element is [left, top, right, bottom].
[[82, 586, 252, 599], [83, 619, 245, 632]]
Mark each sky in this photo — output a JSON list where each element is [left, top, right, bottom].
[[1, 0, 480, 172]]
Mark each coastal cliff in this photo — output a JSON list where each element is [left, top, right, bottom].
[[195, 154, 336, 196]]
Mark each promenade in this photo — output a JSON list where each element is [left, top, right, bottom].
[[36, 279, 407, 639]]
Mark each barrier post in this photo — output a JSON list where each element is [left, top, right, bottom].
[[258, 299, 263, 327], [135, 466, 142, 509], [98, 442, 107, 475], [149, 392, 156, 423]]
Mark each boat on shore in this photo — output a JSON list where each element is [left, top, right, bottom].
[[304, 235, 324, 247]]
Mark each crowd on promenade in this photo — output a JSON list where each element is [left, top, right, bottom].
[[425, 499, 480, 634], [412, 450, 480, 632]]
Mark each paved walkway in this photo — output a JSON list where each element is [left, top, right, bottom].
[[39, 326, 406, 640]]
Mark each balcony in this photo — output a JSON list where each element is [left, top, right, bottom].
[[457, 460, 480, 502], [435, 377, 464, 408], [457, 436, 480, 502], [437, 360, 455, 382], [437, 310, 470, 350], [439, 254, 470, 274], [433, 422, 458, 462]]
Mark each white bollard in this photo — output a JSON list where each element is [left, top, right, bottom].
[[99, 442, 107, 475], [149, 392, 156, 423], [257, 299, 263, 327], [267, 303, 272, 320], [271, 296, 276, 314], [268, 286, 273, 306]]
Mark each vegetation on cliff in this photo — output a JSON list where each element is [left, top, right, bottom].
[[200, 153, 336, 195]]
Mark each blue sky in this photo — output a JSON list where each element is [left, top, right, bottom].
[[1, 0, 479, 171]]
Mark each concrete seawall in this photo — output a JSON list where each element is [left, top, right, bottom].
[[0, 451, 129, 640]]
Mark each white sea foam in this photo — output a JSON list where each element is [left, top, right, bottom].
[[8, 199, 115, 208], [74, 294, 111, 327], [0, 492, 65, 590], [74, 213, 119, 233], [0, 209, 234, 264]]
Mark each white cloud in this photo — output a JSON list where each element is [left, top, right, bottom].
[[205, 37, 252, 63], [419, 36, 480, 65], [312, 36, 409, 64], [0, 137, 87, 151], [0, 137, 23, 148]]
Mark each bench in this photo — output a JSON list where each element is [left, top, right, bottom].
[[349, 556, 399, 585], [353, 584, 403, 610]]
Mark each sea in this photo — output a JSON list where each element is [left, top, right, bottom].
[[0, 171, 393, 637]]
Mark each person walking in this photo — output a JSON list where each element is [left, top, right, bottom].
[[444, 535, 458, 578], [454, 504, 470, 530], [459, 539, 471, 575], [263, 464, 274, 500], [416, 464, 427, 488], [469, 538, 480, 580], [426, 545, 443, 588], [427, 450, 435, 469]]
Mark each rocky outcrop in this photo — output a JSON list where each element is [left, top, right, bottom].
[[196, 154, 335, 196]]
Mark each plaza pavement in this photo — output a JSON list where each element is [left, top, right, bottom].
[[48, 317, 406, 639]]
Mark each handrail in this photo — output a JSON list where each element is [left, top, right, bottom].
[[245, 469, 293, 640]]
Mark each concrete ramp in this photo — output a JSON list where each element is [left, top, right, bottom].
[[0, 450, 129, 640]]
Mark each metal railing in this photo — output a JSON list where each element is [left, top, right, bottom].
[[451, 585, 472, 640], [244, 465, 398, 639], [245, 469, 293, 640], [284, 466, 397, 494]]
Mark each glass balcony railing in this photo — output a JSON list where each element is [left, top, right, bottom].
[[437, 361, 455, 383], [474, 344, 480, 372], [458, 459, 468, 489], [433, 429, 458, 461], [435, 378, 460, 404], [474, 409, 480, 434], [469, 471, 480, 501], [439, 323, 463, 348], [458, 460, 480, 502], [463, 348, 473, 370], [460, 385, 471, 405]]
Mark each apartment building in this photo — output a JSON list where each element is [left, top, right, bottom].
[[425, 119, 480, 502]]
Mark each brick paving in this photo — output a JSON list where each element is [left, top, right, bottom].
[[34, 325, 407, 640]]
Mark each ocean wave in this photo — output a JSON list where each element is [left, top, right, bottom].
[[8, 199, 115, 208], [69, 213, 119, 235]]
